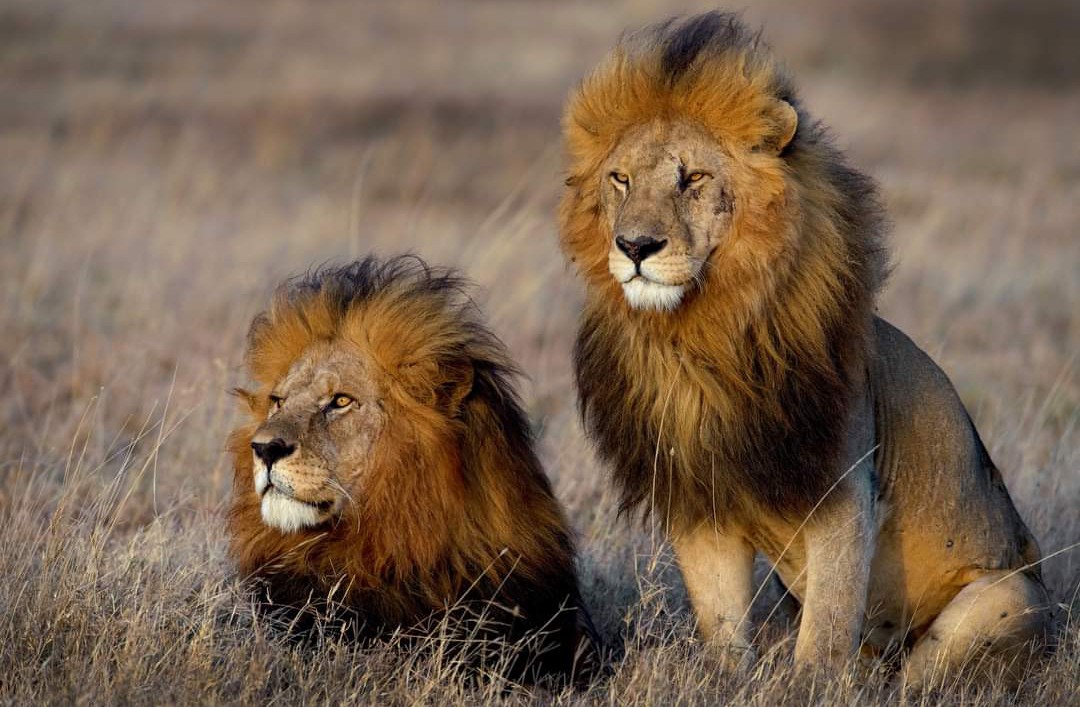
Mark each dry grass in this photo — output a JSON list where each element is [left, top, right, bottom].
[[1, 0, 1077, 704]]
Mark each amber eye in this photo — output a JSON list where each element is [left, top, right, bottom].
[[330, 394, 354, 409], [686, 171, 709, 184], [610, 171, 629, 186]]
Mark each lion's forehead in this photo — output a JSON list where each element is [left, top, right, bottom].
[[278, 344, 379, 400], [609, 120, 726, 170]]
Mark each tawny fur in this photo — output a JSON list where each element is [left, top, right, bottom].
[[561, 12, 887, 523], [559, 12, 1049, 685], [227, 257, 595, 681]]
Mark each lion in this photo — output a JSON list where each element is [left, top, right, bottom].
[[227, 256, 597, 683], [559, 12, 1050, 686]]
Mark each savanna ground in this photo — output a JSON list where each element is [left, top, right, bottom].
[[1, 0, 1078, 704]]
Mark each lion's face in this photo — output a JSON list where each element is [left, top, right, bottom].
[[600, 120, 736, 311], [249, 341, 385, 533]]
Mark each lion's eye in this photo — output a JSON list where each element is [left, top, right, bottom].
[[686, 171, 709, 184], [268, 394, 284, 411], [330, 394, 354, 410], [610, 171, 629, 187]]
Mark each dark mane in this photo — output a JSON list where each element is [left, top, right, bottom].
[[249, 255, 472, 364], [659, 11, 754, 83], [230, 255, 593, 682], [560, 12, 889, 526]]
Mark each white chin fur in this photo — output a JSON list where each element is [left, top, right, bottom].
[[621, 278, 686, 311], [261, 491, 323, 533]]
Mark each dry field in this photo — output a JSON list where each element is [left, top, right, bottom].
[[1, 0, 1077, 704]]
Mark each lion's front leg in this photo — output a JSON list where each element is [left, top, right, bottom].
[[671, 523, 756, 658], [793, 469, 877, 671]]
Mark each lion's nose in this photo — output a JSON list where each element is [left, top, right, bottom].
[[251, 438, 296, 469], [615, 235, 668, 265]]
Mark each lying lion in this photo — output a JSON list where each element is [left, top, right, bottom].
[[559, 11, 1050, 685], [227, 256, 597, 683]]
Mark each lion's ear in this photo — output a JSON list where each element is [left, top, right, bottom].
[[761, 98, 798, 154], [230, 387, 259, 413], [437, 360, 475, 417], [400, 359, 475, 416]]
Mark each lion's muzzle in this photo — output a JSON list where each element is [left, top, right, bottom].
[[251, 434, 298, 497], [250, 433, 337, 532], [609, 240, 697, 312]]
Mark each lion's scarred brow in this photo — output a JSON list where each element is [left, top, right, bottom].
[[276, 354, 356, 400]]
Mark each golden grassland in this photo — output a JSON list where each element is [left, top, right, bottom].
[[1, 0, 1077, 703]]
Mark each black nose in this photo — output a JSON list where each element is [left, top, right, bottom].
[[615, 235, 668, 265], [251, 438, 295, 468]]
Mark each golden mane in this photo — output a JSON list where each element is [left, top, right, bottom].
[[227, 257, 586, 676], [559, 13, 889, 524]]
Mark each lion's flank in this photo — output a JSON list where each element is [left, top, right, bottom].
[[560, 12, 890, 525]]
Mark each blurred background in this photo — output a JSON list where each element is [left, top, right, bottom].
[[1, 0, 1077, 702]]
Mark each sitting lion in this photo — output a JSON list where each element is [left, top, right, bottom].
[[559, 12, 1049, 685], [227, 256, 597, 683]]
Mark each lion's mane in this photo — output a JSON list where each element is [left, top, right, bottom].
[[559, 13, 889, 525], [227, 257, 584, 675]]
